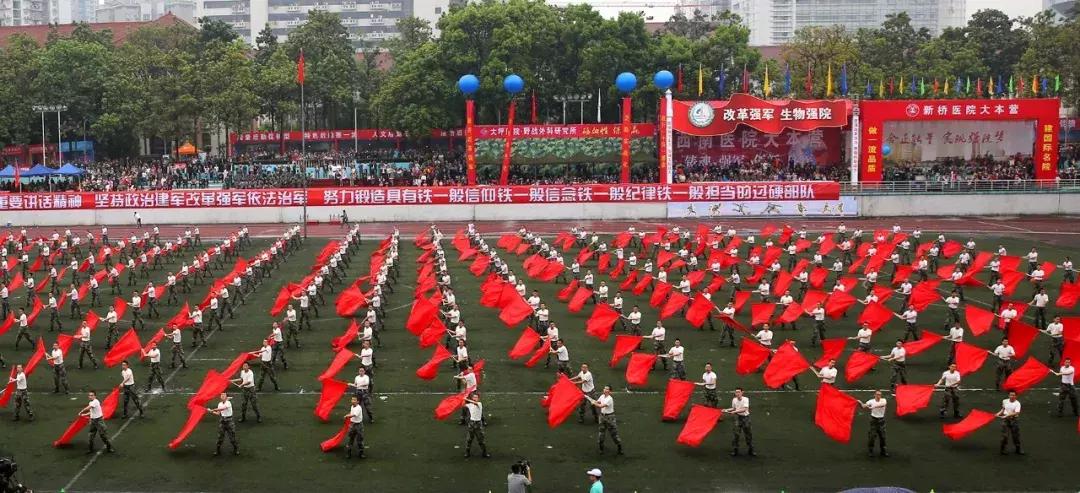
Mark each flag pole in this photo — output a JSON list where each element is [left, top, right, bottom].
[[299, 48, 308, 239]]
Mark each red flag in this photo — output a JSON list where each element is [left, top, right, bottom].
[[732, 291, 751, 313], [750, 303, 776, 326], [557, 279, 579, 302], [684, 293, 715, 328], [319, 418, 351, 452], [331, 320, 360, 352], [965, 305, 996, 336], [814, 338, 847, 368], [112, 296, 127, 320], [901, 330, 943, 357], [103, 328, 142, 367], [585, 303, 620, 341], [610, 335, 642, 367], [524, 339, 552, 368], [955, 342, 989, 376], [736, 338, 771, 375], [54, 386, 119, 446], [662, 379, 697, 420], [168, 405, 208, 449], [909, 281, 942, 311], [405, 297, 438, 336], [895, 384, 935, 416], [469, 255, 491, 277], [632, 274, 654, 295], [857, 301, 894, 331], [0, 314, 14, 337], [499, 294, 534, 327], [317, 349, 355, 382], [625, 352, 658, 386], [775, 301, 803, 325], [165, 302, 194, 329], [313, 379, 349, 422], [435, 389, 470, 420], [823, 292, 857, 319], [269, 284, 295, 317], [1057, 282, 1080, 308], [415, 345, 452, 380], [619, 270, 640, 290], [296, 49, 305, 85], [814, 384, 859, 443], [762, 341, 810, 388], [187, 370, 231, 408], [568, 287, 593, 313], [942, 409, 996, 440], [676, 405, 724, 447], [221, 352, 256, 379], [659, 292, 689, 320], [1002, 357, 1050, 394], [844, 351, 879, 383], [508, 328, 541, 360], [649, 281, 673, 307], [546, 374, 584, 428], [335, 285, 369, 317], [1007, 321, 1039, 358], [419, 318, 447, 348]]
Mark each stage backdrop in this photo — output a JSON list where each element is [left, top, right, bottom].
[[882, 121, 1034, 162], [673, 127, 844, 169]]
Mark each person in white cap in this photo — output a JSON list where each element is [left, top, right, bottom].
[[586, 468, 604, 493]]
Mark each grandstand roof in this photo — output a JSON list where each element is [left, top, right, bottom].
[[0, 13, 189, 49]]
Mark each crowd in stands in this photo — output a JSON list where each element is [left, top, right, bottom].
[[674, 156, 848, 183], [882, 154, 1035, 183]]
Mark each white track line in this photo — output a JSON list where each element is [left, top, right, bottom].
[[974, 220, 1032, 233], [31, 387, 1062, 397]]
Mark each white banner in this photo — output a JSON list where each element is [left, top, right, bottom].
[[882, 120, 1034, 161], [667, 196, 858, 218]]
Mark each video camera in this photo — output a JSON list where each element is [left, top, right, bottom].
[[0, 457, 30, 493]]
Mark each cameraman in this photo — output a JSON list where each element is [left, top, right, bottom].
[[507, 461, 532, 493]]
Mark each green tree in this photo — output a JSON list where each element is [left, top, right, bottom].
[[964, 9, 1029, 79], [781, 25, 858, 97], [0, 35, 42, 145], [283, 10, 361, 129]]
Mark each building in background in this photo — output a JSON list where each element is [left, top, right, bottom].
[[95, 0, 193, 23], [0, 0, 51, 25], [1044, 0, 1076, 19]]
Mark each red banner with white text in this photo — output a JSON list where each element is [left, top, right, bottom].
[[672, 93, 852, 137], [0, 182, 840, 211]]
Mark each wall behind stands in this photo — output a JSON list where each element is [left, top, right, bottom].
[[3, 193, 1078, 225]]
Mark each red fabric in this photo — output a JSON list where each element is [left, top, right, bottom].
[[499, 293, 534, 327], [901, 330, 943, 358], [557, 279, 580, 302], [676, 405, 724, 447], [508, 328, 541, 360], [857, 301, 893, 331], [750, 303, 776, 326], [813, 384, 859, 443], [567, 287, 593, 313], [736, 338, 771, 375], [775, 301, 803, 324], [585, 303, 620, 341], [523, 254, 545, 277], [649, 281, 673, 308], [1057, 282, 1080, 308], [684, 293, 715, 328], [537, 262, 565, 282], [659, 292, 689, 320], [141, 329, 167, 359], [54, 415, 91, 447], [619, 270, 640, 290], [844, 351, 879, 383], [222, 353, 256, 378], [469, 255, 491, 277], [524, 339, 552, 368], [434, 390, 469, 420], [319, 418, 351, 452], [23, 338, 46, 375], [0, 314, 14, 337], [662, 379, 697, 420], [597, 253, 611, 273], [763, 341, 810, 388], [632, 274, 654, 295], [942, 409, 997, 440], [895, 384, 935, 416], [269, 284, 295, 317], [733, 291, 751, 313], [112, 297, 127, 320], [415, 345, 453, 380], [909, 280, 942, 311], [313, 379, 349, 422], [317, 349, 356, 382], [331, 321, 360, 352], [809, 267, 829, 289], [103, 328, 142, 367], [1000, 270, 1026, 296], [625, 352, 658, 386], [168, 405, 208, 449], [335, 285, 369, 317], [419, 318, 447, 348], [165, 302, 194, 329], [955, 342, 990, 376], [771, 271, 793, 297], [546, 374, 585, 428], [801, 290, 828, 312], [965, 305, 996, 336], [824, 292, 857, 319], [814, 338, 847, 368], [188, 370, 230, 408], [610, 335, 642, 367], [405, 297, 438, 336], [479, 279, 508, 307], [1002, 357, 1051, 394], [1007, 321, 1039, 358]]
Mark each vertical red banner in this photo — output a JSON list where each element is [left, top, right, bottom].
[[500, 100, 516, 185], [657, 96, 667, 185], [1036, 116, 1059, 181], [465, 100, 477, 185], [620, 96, 632, 183]]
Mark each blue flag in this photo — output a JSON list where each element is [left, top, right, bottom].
[[996, 75, 1004, 95], [1041, 76, 1049, 95], [956, 77, 963, 95], [864, 80, 872, 97], [784, 64, 792, 96], [909, 77, 917, 95], [717, 67, 726, 97], [839, 64, 848, 96]]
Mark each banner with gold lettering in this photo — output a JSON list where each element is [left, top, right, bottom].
[[465, 100, 477, 185], [620, 97, 632, 183]]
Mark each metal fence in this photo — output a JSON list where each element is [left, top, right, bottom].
[[840, 179, 1080, 195]]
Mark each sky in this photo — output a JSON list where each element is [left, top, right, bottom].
[[966, 0, 1044, 19], [576, 0, 1048, 22]]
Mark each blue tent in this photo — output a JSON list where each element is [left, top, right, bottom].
[[56, 163, 85, 176], [23, 164, 56, 177], [0, 165, 16, 178]]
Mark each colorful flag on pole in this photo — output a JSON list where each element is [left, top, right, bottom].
[[784, 64, 792, 96], [676, 64, 684, 93], [825, 65, 833, 97], [697, 63, 704, 97], [763, 64, 771, 97], [297, 48, 305, 85], [839, 64, 848, 96], [804, 65, 813, 96], [741, 64, 749, 93], [878, 79, 885, 99]]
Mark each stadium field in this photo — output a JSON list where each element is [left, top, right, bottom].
[[2, 217, 1079, 493]]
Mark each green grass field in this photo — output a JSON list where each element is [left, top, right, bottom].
[[1, 226, 1079, 493]]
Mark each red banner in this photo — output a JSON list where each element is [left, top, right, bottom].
[[501, 100, 516, 185], [229, 129, 406, 144], [859, 98, 1060, 182], [672, 94, 851, 137], [465, 100, 477, 186], [658, 97, 669, 183], [621, 97, 632, 183], [0, 182, 840, 211], [674, 127, 843, 168]]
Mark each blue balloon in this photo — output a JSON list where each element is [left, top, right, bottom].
[[653, 70, 674, 90], [457, 74, 480, 95], [881, 144, 891, 156], [615, 72, 637, 93], [503, 74, 525, 94]]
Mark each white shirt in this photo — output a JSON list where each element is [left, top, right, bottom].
[[819, 367, 838, 384], [1001, 399, 1021, 417], [146, 348, 161, 363], [857, 328, 872, 344], [731, 396, 750, 416], [668, 345, 685, 362], [756, 330, 773, 346], [597, 394, 615, 414], [1060, 365, 1075, 385], [465, 401, 483, 421], [577, 371, 595, 392], [88, 399, 104, 419], [239, 369, 254, 387], [627, 311, 642, 325], [865, 398, 887, 418], [349, 403, 364, 423], [1033, 293, 1049, 307], [1047, 322, 1064, 338], [650, 326, 666, 342], [14, 372, 27, 390], [353, 374, 370, 390], [258, 345, 272, 362], [941, 370, 961, 387], [948, 325, 964, 342], [50, 348, 64, 365], [889, 347, 906, 362], [702, 371, 717, 389], [555, 345, 569, 362], [360, 347, 374, 366], [121, 368, 135, 386], [216, 400, 234, 418], [994, 345, 1015, 361]]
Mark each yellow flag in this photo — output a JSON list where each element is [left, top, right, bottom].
[[878, 79, 884, 99], [1032, 74, 1039, 95], [943, 78, 949, 95], [826, 65, 833, 97], [697, 63, 703, 97], [763, 64, 771, 97]]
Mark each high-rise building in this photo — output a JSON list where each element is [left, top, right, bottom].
[[1044, 0, 1076, 19], [677, 0, 966, 46], [0, 0, 51, 25], [197, 0, 453, 49]]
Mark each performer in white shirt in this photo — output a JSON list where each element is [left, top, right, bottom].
[[1052, 358, 1077, 417], [695, 363, 719, 408], [996, 391, 1023, 455], [229, 362, 262, 423], [722, 388, 754, 456], [207, 392, 239, 456], [861, 390, 889, 457], [78, 390, 115, 453], [935, 364, 963, 419]]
